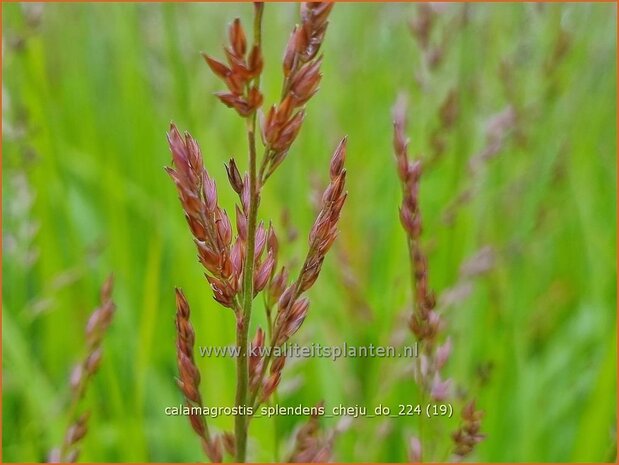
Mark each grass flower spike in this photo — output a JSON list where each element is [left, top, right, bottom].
[[167, 3, 343, 462], [49, 276, 116, 463]]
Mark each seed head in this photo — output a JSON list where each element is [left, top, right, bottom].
[[204, 17, 263, 117], [289, 401, 333, 462], [452, 401, 485, 458], [174, 288, 221, 462], [167, 125, 241, 310], [53, 277, 115, 463]]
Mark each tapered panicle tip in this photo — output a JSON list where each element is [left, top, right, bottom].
[[329, 136, 347, 179], [167, 122, 183, 144], [101, 274, 114, 301], [166, 123, 186, 163], [174, 288, 190, 317], [228, 18, 247, 57], [225, 158, 243, 194]]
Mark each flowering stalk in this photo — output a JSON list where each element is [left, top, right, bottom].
[[393, 100, 450, 399], [393, 99, 483, 461], [234, 4, 264, 460], [168, 3, 342, 462], [249, 139, 347, 412], [49, 276, 115, 463], [175, 289, 223, 462], [258, 3, 333, 184]]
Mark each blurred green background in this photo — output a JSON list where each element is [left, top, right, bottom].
[[2, 2, 617, 462]]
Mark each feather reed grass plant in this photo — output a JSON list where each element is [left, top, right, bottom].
[[3, 3, 615, 463], [166, 3, 346, 461]]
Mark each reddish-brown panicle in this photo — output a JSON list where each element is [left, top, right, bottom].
[[167, 124, 241, 311], [203, 17, 263, 118], [175, 288, 222, 462]]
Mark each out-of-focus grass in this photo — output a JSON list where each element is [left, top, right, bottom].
[[2, 3, 616, 462]]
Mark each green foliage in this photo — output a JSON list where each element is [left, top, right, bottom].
[[2, 3, 616, 462]]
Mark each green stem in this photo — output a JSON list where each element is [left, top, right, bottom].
[[235, 125, 257, 463], [235, 4, 263, 462]]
